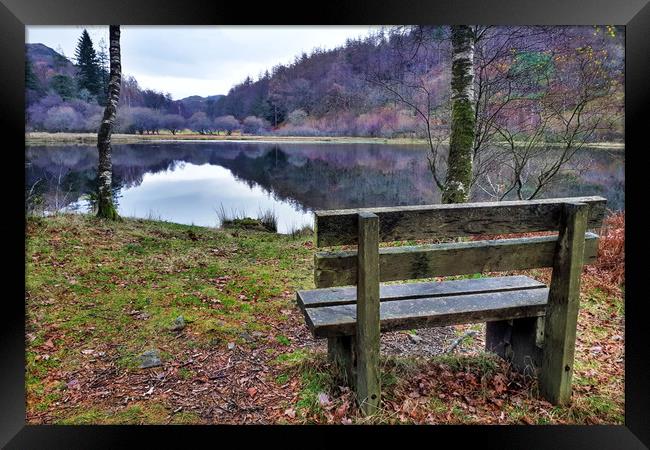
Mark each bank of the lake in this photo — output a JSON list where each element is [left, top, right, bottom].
[[26, 132, 427, 147], [26, 213, 624, 425], [25, 132, 626, 150]]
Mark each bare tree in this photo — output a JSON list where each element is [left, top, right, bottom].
[[366, 26, 451, 193], [480, 40, 622, 200], [96, 25, 121, 220], [372, 26, 622, 202]]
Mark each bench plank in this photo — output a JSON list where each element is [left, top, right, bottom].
[[314, 196, 606, 247], [305, 287, 549, 338], [315, 233, 599, 288], [298, 275, 546, 309]]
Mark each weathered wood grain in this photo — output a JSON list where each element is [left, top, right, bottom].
[[314, 196, 606, 247], [355, 212, 381, 415], [315, 233, 598, 288], [539, 202, 588, 405], [298, 275, 545, 309], [305, 287, 549, 338], [327, 336, 356, 387], [486, 317, 544, 377]]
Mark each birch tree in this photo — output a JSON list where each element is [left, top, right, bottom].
[[442, 25, 475, 203], [96, 25, 121, 220]]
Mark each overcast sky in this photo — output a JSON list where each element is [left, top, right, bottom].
[[26, 26, 379, 100]]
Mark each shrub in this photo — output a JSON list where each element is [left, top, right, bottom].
[[213, 115, 240, 135], [161, 114, 185, 135], [287, 109, 308, 126], [122, 107, 162, 134], [188, 112, 214, 134], [83, 113, 103, 133], [43, 106, 81, 132], [242, 116, 270, 135]]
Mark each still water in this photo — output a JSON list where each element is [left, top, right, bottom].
[[25, 142, 624, 233]]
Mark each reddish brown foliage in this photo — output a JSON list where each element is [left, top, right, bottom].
[[584, 211, 624, 294]]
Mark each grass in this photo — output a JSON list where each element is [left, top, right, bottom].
[[58, 403, 201, 425], [25, 212, 624, 425], [215, 204, 278, 232], [287, 223, 314, 240], [25, 131, 625, 149]]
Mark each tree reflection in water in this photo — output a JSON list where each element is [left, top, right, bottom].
[[25, 142, 624, 231]]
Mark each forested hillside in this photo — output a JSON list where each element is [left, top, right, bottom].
[[26, 26, 624, 140]]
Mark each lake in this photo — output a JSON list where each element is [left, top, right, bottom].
[[25, 142, 624, 233]]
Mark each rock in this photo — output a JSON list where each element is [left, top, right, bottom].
[[139, 349, 162, 368], [170, 316, 186, 331], [408, 333, 424, 344], [227, 342, 235, 350], [239, 332, 254, 343]]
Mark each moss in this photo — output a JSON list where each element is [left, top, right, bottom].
[[443, 98, 474, 204], [96, 196, 120, 220], [221, 217, 273, 232], [444, 26, 475, 205]]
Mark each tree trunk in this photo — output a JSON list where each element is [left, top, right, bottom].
[[96, 25, 121, 220], [443, 25, 475, 204]]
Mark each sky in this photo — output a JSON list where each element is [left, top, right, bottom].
[[26, 26, 379, 100]]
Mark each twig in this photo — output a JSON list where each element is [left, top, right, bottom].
[[445, 330, 479, 353]]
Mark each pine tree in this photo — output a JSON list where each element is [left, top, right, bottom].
[[53, 46, 69, 70], [96, 38, 110, 106], [25, 58, 41, 92], [74, 29, 102, 101]]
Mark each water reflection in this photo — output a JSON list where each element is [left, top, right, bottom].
[[25, 142, 624, 232]]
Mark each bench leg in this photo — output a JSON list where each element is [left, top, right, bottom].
[[355, 212, 381, 415], [539, 202, 588, 405], [327, 336, 356, 387], [486, 317, 544, 378]]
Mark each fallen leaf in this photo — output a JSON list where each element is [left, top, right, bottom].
[[317, 392, 330, 406], [335, 402, 349, 418], [521, 416, 535, 425]]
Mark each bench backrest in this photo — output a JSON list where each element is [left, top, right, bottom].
[[313, 196, 606, 288]]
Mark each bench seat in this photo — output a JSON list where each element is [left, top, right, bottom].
[[297, 275, 549, 338]]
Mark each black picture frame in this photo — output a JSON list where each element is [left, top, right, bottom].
[[2, 0, 648, 447]]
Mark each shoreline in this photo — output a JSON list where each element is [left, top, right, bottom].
[[25, 132, 428, 146], [25, 132, 625, 150]]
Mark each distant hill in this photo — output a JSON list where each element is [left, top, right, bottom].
[[26, 43, 77, 83], [175, 94, 225, 118], [26, 43, 225, 119]]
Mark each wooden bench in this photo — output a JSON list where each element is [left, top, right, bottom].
[[296, 196, 607, 415]]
